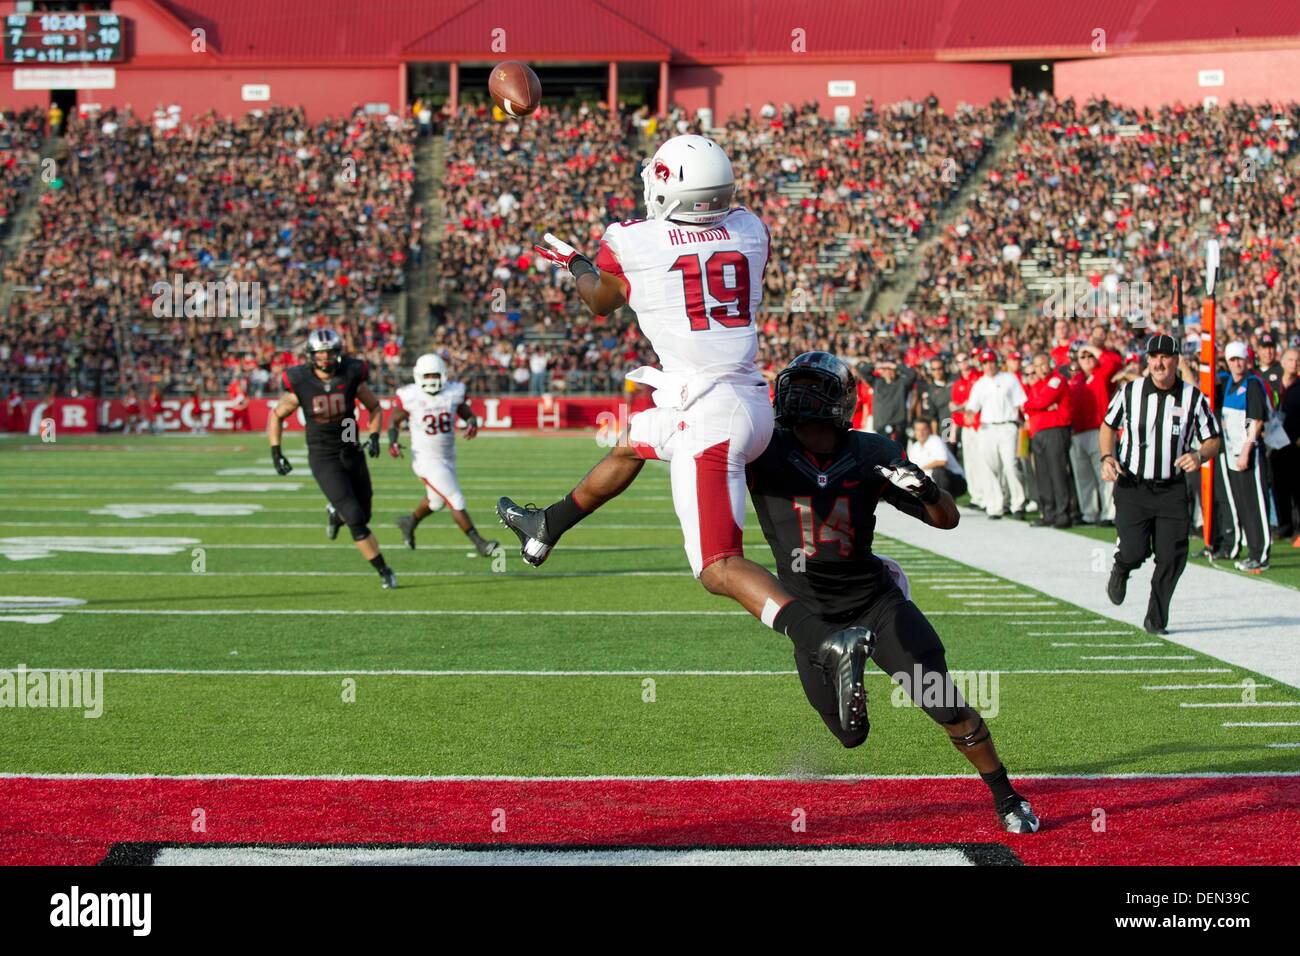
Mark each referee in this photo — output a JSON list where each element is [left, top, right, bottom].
[[1099, 334, 1221, 635]]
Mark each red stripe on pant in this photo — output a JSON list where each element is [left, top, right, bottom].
[[420, 476, 454, 510], [695, 439, 743, 570]]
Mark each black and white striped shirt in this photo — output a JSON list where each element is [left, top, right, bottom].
[[1103, 377, 1219, 480]]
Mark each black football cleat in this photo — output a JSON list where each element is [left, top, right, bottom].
[[997, 796, 1041, 834], [380, 567, 398, 590], [326, 505, 344, 541], [475, 537, 501, 558], [817, 627, 873, 734], [496, 497, 556, 567], [1143, 619, 1169, 636], [396, 514, 417, 550], [1106, 565, 1128, 605]]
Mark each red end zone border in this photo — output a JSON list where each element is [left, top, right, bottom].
[[1, 775, 1297, 865]]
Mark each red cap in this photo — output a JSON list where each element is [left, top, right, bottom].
[[980, 349, 997, 363]]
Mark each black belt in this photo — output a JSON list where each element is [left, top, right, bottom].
[[1117, 473, 1184, 491]]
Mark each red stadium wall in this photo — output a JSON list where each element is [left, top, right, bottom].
[[4, 396, 638, 434], [670, 62, 1012, 116], [0, 0, 401, 120], [1055, 47, 1300, 109]]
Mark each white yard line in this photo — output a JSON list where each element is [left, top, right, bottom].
[[1180, 702, 1300, 709], [877, 508, 1300, 689], [1144, 684, 1270, 691], [1223, 722, 1300, 727], [1081, 655, 1197, 660], [1028, 630, 1133, 636], [1051, 642, 1162, 648], [1, 770, 1293, 782]]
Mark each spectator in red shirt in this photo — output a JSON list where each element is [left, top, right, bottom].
[[1069, 346, 1115, 525], [1022, 351, 1075, 528], [227, 377, 251, 433], [1087, 325, 1124, 396]]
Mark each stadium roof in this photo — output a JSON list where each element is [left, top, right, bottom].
[[156, 0, 1300, 62]]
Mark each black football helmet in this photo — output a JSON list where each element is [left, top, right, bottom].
[[774, 351, 857, 430], [306, 328, 343, 374]]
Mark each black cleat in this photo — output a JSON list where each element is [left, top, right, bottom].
[[1106, 565, 1128, 605], [475, 537, 501, 558], [396, 514, 417, 550], [817, 627, 873, 734], [496, 497, 556, 567], [380, 567, 398, 590], [997, 796, 1041, 834], [327, 505, 344, 541], [1143, 619, 1169, 636]]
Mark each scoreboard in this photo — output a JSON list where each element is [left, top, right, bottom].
[[3, 13, 126, 65]]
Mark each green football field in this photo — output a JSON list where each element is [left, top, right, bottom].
[[2, 432, 1298, 780]]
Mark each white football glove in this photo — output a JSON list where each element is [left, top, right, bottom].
[[534, 233, 596, 278], [874, 458, 941, 505]]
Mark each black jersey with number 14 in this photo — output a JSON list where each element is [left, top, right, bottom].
[[282, 358, 370, 456], [747, 428, 930, 620]]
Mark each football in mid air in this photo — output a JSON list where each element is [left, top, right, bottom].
[[489, 61, 542, 117]]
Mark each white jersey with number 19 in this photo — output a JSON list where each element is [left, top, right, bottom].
[[595, 206, 769, 385]]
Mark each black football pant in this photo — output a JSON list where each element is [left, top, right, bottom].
[[794, 585, 974, 748], [1212, 454, 1272, 563], [1270, 445, 1300, 538], [310, 448, 373, 540], [931, 466, 967, 500], [1112, 477, 1189, 631], [1030, 426, 1074, 526]]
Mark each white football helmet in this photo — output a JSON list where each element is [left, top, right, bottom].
[[641, 134, 735, 226], [413, 353, 447, 395]]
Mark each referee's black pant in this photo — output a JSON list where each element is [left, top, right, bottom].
[[1112, 476, 1190, 632]]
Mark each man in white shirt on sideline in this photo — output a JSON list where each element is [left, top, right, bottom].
[[907, 418, 968, 499], [966, 348, 1027, 519]]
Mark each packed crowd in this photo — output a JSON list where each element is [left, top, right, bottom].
[[0, 108, 44, 240], [912, 95, 1300, 335], [0, 105, 416, 397]]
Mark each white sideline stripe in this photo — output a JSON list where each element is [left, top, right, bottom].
[[43, 608, 1092, 619], [876, 507, 1300, 689], [1010, 619, 1105, 626], [2, 770, 1295, 782], [2, 666, 1236, 677], [154, 846, 977, 867], [56, 608, 750, 617], [0, 569, 688, 579], [1081, 655, 1196, 660], [1223, 722, 1300, 727], [1181, 702, 1300, 709], [1052, 642, 1162, 648], [0, 666, 1238, 678], [1029, 631, 1133, 636], [1145, 684, 1271, 691], [1266, 743, 1300, 749]]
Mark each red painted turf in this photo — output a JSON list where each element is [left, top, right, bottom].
[[1, 776, 1296, 865]]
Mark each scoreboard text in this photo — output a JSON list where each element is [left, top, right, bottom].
[[3, 13, 126, 65]]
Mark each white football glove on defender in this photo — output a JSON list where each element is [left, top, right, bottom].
[[874, 458, 941, 505]]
